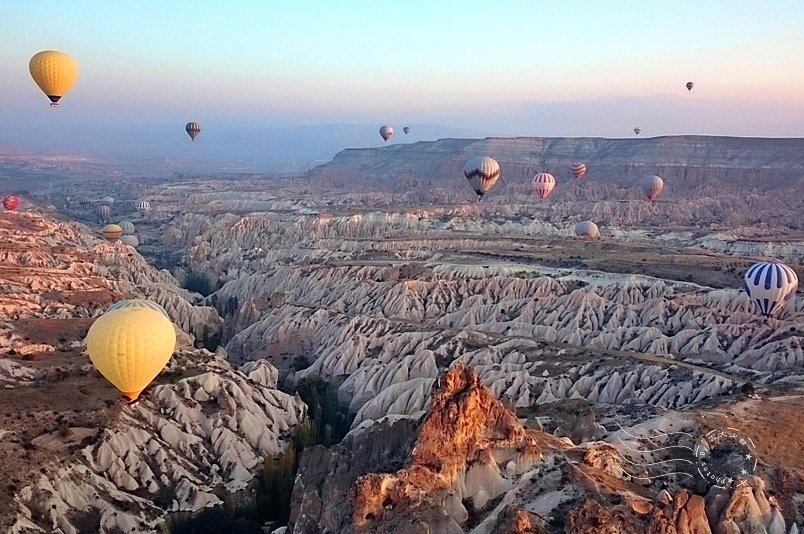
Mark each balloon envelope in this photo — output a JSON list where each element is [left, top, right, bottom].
[[686, 81, 694, 91], [29, 50, 78, 106], [634, 127, 642, 135], [102, 224, 122, 242], [532, 172, 556, 200], [743, 262, 798, 317], [642, 175, 664, 202], [463, 156, 500, 199], [186, 122, 201, 141], [574, 221, 600, 238], [571, 163, 587, 179], [2, 195, 20, 211], [85, 307, 176, 400], [136, 200, 151, 214], [118, 221, 135, 235], [403, 127, 410, 135], [379, 125, 394, 142]]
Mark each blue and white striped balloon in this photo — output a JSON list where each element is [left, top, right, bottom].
[[742, 261, 798, 317]]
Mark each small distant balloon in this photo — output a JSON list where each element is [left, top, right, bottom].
[[742, 261, 798, 317], [97, 205, 111, 222], [118, 221, 135, 235], [379, 125, 394, 142], [574, 220, 600, 238], [570, 163, 587, 180], [29, 50, 78, 107], [634, 127, 642, 136], [403, 126, 410, 135], [185, 122, 201, 141], [642, 175, 664, 202], [119, 235, 139, 247], [532, 172, 556, 200], [3, 195, 21, 212], [102, 224, 122, 242], [686, 81, 694, 91], [463, 156, 500, 201], [101, 196, 114, 205], [136, 200, 151, 215]]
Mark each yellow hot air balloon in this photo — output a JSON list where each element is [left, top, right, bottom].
[[29, 50, 79, 107], [85, 307, 176, 401], [102, 223, 122, 242]]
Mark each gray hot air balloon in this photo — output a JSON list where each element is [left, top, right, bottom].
[[634, 127, 642, 135], [463, 156, 500, 201], [119, 234, 139, 248], [642, 175, 664, 202], [97, 204, 111, 223], [574, 220, 600, 238], [118, 221, 135, 235], [379, 125, 393, 142], [403, 126, 410, 135], [686, 81, 694, 91], [186, 122, 201, 141]]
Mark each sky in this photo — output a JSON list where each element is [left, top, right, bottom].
[[1, 1, 802, 168]]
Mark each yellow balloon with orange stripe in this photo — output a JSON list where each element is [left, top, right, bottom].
[[29, 50, 79, 107], [85, 307, 176, 401]]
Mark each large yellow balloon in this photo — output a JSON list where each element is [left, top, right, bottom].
[[29, 50, 79, 107], [85, 307, 176, 401]]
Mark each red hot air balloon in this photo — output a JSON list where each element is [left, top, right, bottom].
[[2, 195, 20, 211], [642, 175, 664, 202], [570, 163, 587, 179], [532, 172, 556, 200]]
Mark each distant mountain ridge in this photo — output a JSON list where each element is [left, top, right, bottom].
[[311, 135, 804, 194]]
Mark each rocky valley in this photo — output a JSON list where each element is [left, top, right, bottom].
[[0, 135, 802, 533]]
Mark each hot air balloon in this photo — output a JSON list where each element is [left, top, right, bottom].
[[379, 125, 394, 142], [403, 127, 410, 135], [29, 50, 78, 107], [85, 306, 176, 401], [532, 172, 556, 200], [185, 122, 201, 141], [106, 298, 169, 318], [102, 224, 122, 242], [2, 195, 20, 212], [118, 221, 135, 235], [686, 82, 694, 91], [101, 196, 114, 205], [97, 205, 111, 222], [136, 200, 151, 215], [79, 196, 91, 205], [119, 235, 139, 247], [463, 156, 500, 200], [574, 220, 600, 238], [743, 262, 798, 317], [570, 163, 587, 180], [642, 175, 664, 202], [634, 127, 642, 135]]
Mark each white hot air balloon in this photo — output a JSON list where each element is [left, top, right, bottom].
[[136, 200, 151, 215], [574, 220, 600, 238], [118, 221, 135, 235], [532, 172, 556, 200], [120, 234, 139, 247], [743, 261, 798, 317], [463, 156, 500, 201], [642, 175, 664, 202]]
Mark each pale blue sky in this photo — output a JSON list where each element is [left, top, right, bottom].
[[0, 0, 802, 158]]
